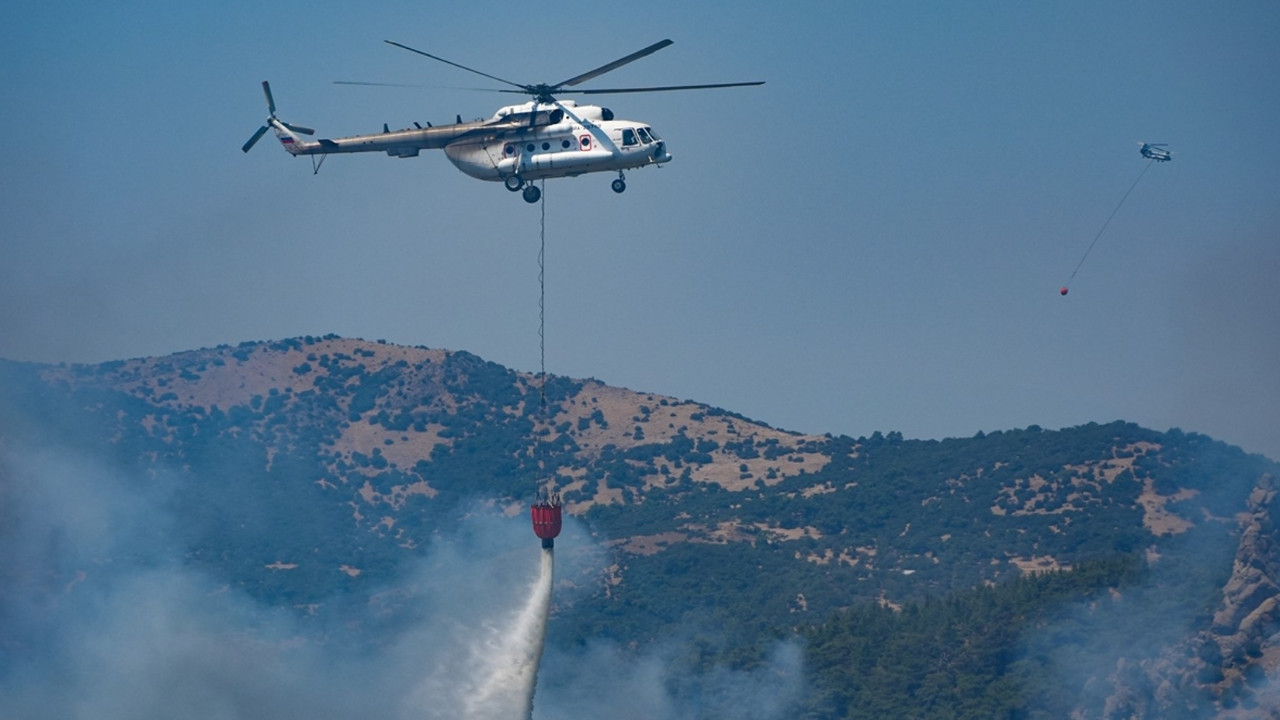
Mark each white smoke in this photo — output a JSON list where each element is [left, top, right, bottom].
[[0, 446, 377, 719], [1017, 529, 1250, 717], [534, 637, 806, 720], [0, 443, 804, 720]]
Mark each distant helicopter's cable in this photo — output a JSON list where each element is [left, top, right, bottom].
[[1064, 159, 1154, 288]]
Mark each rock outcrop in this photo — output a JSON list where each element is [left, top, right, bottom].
[[1212, 475, 1280, 658]]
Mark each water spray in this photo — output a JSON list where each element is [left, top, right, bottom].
[[461, 540, 556, 720]]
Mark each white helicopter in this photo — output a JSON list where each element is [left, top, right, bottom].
[[243, 39, 763, 203], [1139, 142, 1172, 162]]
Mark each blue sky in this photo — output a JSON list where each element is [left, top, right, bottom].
[[2, 1, 1278, 459]]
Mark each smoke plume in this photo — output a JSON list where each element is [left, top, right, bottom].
[[0, 442, 804, 720]]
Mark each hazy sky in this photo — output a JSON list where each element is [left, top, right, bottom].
[[2, 2, 1277, 460]]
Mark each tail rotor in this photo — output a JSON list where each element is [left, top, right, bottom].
[[263, 79, 277, 115], [242, 81, 315, 153], [242, 125, 271, 153]]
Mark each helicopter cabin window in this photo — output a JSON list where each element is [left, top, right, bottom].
[[621, 128, 639, 147], [636, 127, 653, 144], [561, 139, 572, 149]]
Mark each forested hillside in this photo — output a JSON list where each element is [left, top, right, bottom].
[[2, 336, 1276, 718]]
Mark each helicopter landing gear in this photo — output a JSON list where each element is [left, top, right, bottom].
[[504, 174, 524, 192], [611, 173, 627, 194], [522, 184, 541, 204]]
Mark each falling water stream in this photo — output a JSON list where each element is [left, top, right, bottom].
[[462, 547, 554, 719]]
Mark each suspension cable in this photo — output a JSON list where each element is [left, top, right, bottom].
[[537, 180, 548, 485], [538, 180, 546, 411], [1065, 159, 1154, 287]]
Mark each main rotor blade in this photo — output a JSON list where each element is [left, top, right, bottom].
[[385, 40, 527, 91], [557, 39, 673, 88], [334, 80, 498, 93], [334, 80, 425, 88], [242, 125, 269, 153], [262, 81, 276, 115], [569, 81, 765, 95]]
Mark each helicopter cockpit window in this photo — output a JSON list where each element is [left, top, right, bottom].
[[636, 127, 653, 144], [621, 128, 638, 147], [645, 127, 661, 141]]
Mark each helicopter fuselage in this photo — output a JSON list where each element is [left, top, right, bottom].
[[1139, 143, 1172, 162], [444, 101, 671, 182], [269, 99, 670, 184]]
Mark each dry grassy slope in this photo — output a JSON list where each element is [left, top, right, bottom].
[[39, 338, 453, 473], [987, 441, 1197, 540], [38, 339, 434, 435], [48, 337, 441, 410], [547, 380, 831, 511], [39, 337, 831, 514], [36, 338, 1258, 577]]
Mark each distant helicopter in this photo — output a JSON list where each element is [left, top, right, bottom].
[[243, 39, 763, 203], [1139, 142, 1172, 162]]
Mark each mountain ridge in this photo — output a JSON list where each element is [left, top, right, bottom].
[[3, 335, 1278, 717]]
